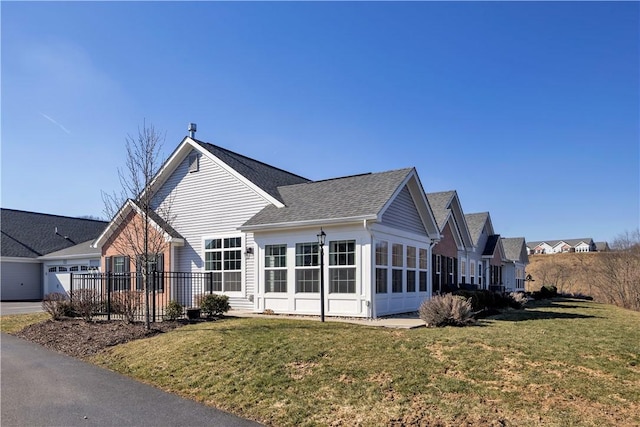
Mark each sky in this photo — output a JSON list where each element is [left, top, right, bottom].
[[1, 1, 638, 244]]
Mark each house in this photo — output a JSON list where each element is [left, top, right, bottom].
[[500, 237, 528, 292], [465, 212, 506, 292], [94, 135, 441, 318], [595, 241, 610, 252], [425, 191, 475, 292], [526, 238, 597, 255], [0, 209, 106, 301]]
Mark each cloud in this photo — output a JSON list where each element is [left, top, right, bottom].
[[39, 112, 71, 134]]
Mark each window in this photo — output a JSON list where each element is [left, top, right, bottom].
[[477, 262, 482, 287], [136, 254, 165, 292], [265, 245, 287, 292], [70, 266, 79, 272], [460, 259, 466, 284], [419, 248, 428, 292], [205, 237, 242, 292], [296, 243, 319, 293], [470, 260, 475, 285], [107, 255, 130, 291], [406, 246, 416, 292], [329, 240, 356, 293], [48, 267, 57, 272], [391, 244, 403, 293], [375, 240, 388, 294]]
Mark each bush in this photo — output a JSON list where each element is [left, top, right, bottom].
[[164, 300, 184, 321], [419, 293, 475, 327], [42, 293, 72, 320], [531, 285, 559, 300], [508, 292, 529, 309], [110, 291, 143, 323], [198, 294, 230, 317], [70, 288, 100, 321], [453, 289, 512, 311]]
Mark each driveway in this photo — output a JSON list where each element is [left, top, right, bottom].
[[1, 333, 262, 427], [1, 301, 44, 315]]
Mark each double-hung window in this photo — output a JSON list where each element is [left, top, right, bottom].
[[329, 240, 356, 294], [406, 246, 416, 292], [392, 244, 403, 293], [265, 245, 287, 293], [419, 248, 428, 292], [204, 237, 242, 292], [375, 240, 388, 294], [295, 243, 319, 293]]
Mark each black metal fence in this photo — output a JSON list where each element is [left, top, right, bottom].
[[70, 272, 218, 322]]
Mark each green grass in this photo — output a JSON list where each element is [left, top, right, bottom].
[[0, 312, 49, 333], [84, 299, 640, 427]]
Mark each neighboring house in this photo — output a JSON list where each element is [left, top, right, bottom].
[[94, 135, 441, 318], [465, 212, 505, 292], [0, 209, 106, 301], [501, 237, 529, 292], [425, 191, 475, 292], [595, 241, 610, 252], [526, 238, 597, 255]]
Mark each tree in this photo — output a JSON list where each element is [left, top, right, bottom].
[[102, 121, 175, 329], [594, 229, 640, 311]]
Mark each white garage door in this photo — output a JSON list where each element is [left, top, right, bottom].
[[46, 266, 89, 296]]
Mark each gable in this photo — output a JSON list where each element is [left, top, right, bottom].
[[381, 185, 427, 235]]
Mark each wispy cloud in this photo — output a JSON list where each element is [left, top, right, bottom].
[[40, 112, 71, 134]]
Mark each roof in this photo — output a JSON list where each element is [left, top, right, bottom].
[[1, 209, 107, 258], [195, 139, 310, 204], [425, 191, 455, 230], [39, 239, 100, 259], [595, 241, 610, 251], [465, 212, 490, 246], [501, 237, 528, 263], [483, 234, 502, 256], [242, 168, 419, 228]]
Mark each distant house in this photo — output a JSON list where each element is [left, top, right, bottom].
[[0, 209, 106, 301], [93, 135, 441, 318], [426, 191, 474, 292], [465, 212, 506, 292], [501, 237, 529, 292], [526, 238, 597, 255], [595, 241, 610, 252]]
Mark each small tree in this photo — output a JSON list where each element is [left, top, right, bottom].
[[102, 121, 176, 329], [594, 229, 640, 311]]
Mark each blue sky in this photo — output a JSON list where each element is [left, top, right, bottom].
[[1, 1, 638, 244]]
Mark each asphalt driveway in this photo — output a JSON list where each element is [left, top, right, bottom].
[[1, 333, 262, 427]]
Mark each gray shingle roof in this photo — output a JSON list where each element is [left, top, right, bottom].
[[242, 168, 415, 227], [526, 238, 593, 249], [130, 200, 184, 240], [195, 139, 310, 204], [425, 191, 455, 231], [502, 237, 528, 262], [465, 212, 489, 246], [39, 239, 101, 259], [1, 209, 107, 258]]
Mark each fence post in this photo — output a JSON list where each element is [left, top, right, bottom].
[[70, 273, 74, 305], [208, 272, 213, 295], [107, 273, 111, 321], [152, 271, 157, 323]]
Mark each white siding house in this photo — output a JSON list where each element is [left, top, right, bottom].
[[96, 136, 441, 318]]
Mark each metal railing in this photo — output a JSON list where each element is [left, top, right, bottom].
[[69, 272, 219, 322]]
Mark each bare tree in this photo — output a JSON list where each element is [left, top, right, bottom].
[[102, 121, 175, 329], [594, 229, 640, 311]]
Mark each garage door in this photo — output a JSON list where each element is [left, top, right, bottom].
[[46, 266, 90, 296]]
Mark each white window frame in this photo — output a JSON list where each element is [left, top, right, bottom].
[[265, 244, 287, 293], [203, 235, 243, 294]]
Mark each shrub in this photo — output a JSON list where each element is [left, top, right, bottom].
[[419, 293, 475, 327], [531, 285, 559, 300], [453, 290, 512, 311], [110, 290, 143, 323], [508, 292, 529, 309], [42, 292, 72, 320], [164, 300, 184, 321], [70, 288, 100, 321], [199, 294, 230, 317]]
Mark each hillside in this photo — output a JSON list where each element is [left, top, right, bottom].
[[525, 252, 601, 296]]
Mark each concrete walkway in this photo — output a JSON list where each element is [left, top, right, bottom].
[[1, 333, 262, 427], [229, 309, 426, 329]]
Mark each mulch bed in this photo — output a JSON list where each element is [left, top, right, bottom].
[[13, 318, 187, 359]]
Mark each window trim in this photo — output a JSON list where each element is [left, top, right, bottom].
[[203, 235, 244, 294]]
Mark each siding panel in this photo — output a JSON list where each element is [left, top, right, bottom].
[[381, 186, 427, 235], [151, 150, 271, 310]]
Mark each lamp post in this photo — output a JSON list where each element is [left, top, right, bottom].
[[317, 228, 326, 322]]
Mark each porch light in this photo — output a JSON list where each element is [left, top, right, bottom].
[[317, 228, 326, 322]]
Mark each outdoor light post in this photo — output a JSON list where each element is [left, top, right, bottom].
[[317, 228, 326, 322]]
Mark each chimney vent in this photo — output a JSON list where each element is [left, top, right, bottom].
[[188, 123, 197, 138]]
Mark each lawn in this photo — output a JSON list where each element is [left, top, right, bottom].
[[3, 300, 639, 426]]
